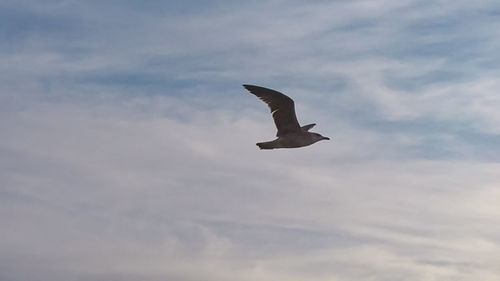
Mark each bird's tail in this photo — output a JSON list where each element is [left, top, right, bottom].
[[256, 141, 276, 150]]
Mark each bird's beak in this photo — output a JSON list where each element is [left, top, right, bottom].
[[322, 136, 330, 140]]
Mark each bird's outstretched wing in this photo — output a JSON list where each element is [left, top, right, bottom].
[[243, 84, 301, 137], [301, 123, 316, 131]]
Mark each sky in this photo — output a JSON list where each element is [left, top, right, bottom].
[[1, 0, 500, 280]]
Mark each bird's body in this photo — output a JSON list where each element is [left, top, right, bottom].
[[243, 84, 330, 149], [256, 130, 321, 149]]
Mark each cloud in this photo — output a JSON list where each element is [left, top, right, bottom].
[[2, 94, 500, 280], [1, 0, 500, 280]]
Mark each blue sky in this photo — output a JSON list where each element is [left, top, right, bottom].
[[1, 1, 500, 280]]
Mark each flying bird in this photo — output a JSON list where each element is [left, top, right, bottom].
[[243, 84, 330, 149]]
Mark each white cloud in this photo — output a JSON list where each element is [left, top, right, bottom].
[[1, 94, 499, 280], [2, 0, 500, 280]]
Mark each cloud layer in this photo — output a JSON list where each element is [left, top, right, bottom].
[[1, 1, 500, 280]]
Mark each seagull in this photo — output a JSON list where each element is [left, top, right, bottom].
[[243, 84, 330, 149]]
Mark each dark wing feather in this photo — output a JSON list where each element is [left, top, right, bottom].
[[243, 84, 301, 136]]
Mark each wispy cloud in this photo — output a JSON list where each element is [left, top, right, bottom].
[[1, 0, 500, 280]]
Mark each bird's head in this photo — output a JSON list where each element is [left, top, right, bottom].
[[311, 132, 330, 143]]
